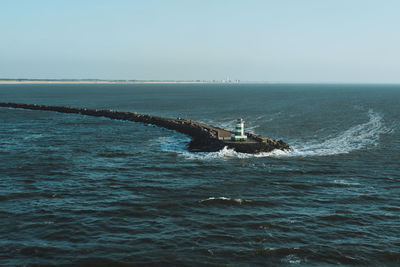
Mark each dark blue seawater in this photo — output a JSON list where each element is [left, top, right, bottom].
[[0, 84, 399, 266]]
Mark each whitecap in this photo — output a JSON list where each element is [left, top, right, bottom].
[[199, 197, 252, 204], [283, 254, 302, 264], [333, 179, 361, 186]]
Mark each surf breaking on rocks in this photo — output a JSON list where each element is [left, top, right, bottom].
[[160, 109, 391, 160]]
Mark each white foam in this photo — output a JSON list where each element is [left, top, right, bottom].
[[283, 109, 390, 157], [182, 146, 253, 160], [199, 197, 252, 204], [283, 254, 302, 264], [156, 135, 190, 153], [333, 179, 361, 186]]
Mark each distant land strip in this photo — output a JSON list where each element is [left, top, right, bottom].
[[0, 79, 240, 84], [1, 79, 396, 85]]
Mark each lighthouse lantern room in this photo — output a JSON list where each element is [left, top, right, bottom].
[[231, 118, 248, 141]]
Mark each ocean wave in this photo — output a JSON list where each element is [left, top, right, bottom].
[[199, 197, 252, 205], [332, 179, 361, 186], [23, 133, 44, 140], [156, 135, 191, 153], [97, 151, 135, 158]]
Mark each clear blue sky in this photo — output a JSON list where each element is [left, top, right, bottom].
[[1, 0, 399, 82]]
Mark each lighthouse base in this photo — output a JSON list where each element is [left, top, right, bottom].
[[231, 135, 248, 141]]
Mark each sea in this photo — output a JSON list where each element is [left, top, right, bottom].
[[0, 83, 399, 266]]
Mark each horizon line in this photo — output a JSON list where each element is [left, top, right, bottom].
[[1, 78, 400, 85]]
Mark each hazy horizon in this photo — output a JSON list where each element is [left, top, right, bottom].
[[1, 0, 400, 83], [2, 78, 400, 85]]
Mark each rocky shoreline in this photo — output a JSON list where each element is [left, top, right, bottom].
[[0, 102, 290, 154]]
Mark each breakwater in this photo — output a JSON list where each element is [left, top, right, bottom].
[[0, 102, 289, 153]]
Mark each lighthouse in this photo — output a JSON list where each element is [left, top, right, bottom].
[[231, 118, 248, 141]]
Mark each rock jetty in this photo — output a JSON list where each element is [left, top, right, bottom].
[[0, 102, 289, 154]]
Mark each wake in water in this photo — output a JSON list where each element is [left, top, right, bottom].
[[286, 109, 391, 157], [158, 110, 392, 159]]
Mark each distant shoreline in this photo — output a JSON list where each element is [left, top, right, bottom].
[[0, 79, 398, 85], [0, 80, 220, 85]]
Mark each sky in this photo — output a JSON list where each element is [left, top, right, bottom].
[[1, 0, 400, 82]]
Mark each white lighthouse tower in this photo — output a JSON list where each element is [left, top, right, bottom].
[[231, 118, 247, 141]]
